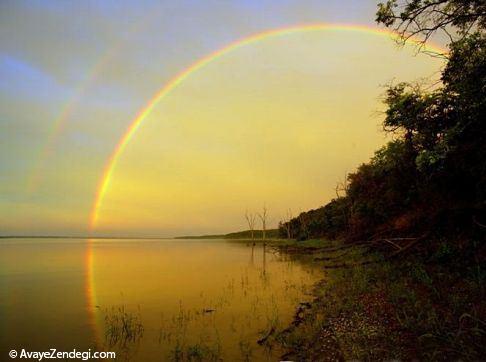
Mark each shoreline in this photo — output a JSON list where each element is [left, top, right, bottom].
[[265, 238, 484, 360]]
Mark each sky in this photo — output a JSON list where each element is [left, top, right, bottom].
[[0, 0, 447, 237]]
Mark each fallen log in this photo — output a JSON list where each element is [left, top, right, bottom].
[[387, 234, 428, 258]]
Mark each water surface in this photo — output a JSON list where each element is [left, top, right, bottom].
[[0, 238, 321, 360]]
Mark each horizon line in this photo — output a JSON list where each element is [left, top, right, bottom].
[[0, 235, 176, 240]]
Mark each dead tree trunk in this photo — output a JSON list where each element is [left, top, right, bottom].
[[258, 205, 268, 241], [245, 210, 256, 240], [281, 208, 293, 239]]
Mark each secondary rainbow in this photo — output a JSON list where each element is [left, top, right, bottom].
[[26, 11, 159, 194], [89, 23, 446, 229], [26, 56, 112, 194]]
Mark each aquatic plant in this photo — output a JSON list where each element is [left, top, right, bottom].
[[103, 305, 144, 348]]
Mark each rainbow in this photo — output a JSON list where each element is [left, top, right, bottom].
[[26, 55, 112, 193], [85, 239, 102, 346], [89, 23, 447, 229]]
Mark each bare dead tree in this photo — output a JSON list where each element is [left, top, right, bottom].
[[335, 171, 351, 231], [335, 171, 349, 198], [258, 205, 268, 241], [245, 210, 257, 240], [281, 208, 293, 239]]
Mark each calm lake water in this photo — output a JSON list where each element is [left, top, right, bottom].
[[0, 238, 322, 361]]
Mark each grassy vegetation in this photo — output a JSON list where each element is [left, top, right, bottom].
[[267, 238, 340, 249], [169, 342, 222, 362], [103, 305, 144, 349], [275, 238, 485, 361]]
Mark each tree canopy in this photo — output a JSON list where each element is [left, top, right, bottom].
[[279, 0, 486, 241]]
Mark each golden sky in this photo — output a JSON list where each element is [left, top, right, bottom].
[[0, 2, 445, 236], [96, 30, 444, 236]]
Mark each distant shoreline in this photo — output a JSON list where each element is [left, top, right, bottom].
[[176, 229, 280, 240], [0, 228, 280, 240], [0, 235, 172, 240]]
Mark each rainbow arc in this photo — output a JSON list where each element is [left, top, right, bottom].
[[89, 23, 446, 229]]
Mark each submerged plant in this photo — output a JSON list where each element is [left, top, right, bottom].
[[169, 341, 221, 362], [104, 305, 144, 348]]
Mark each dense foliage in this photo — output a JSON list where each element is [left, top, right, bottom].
[[280, 8, 486, 241], [277, 3, 485, 360]]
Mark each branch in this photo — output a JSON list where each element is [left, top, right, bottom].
[[387, 233, 428, 258], [473, 216, 486, 229], [381, 238, 402, 250]]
